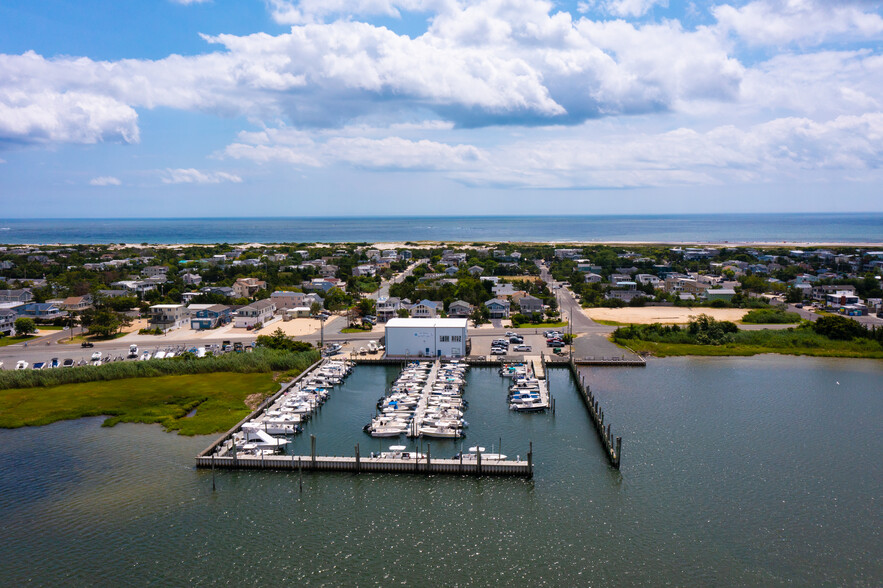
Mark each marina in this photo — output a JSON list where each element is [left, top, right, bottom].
[[198, 359, 537, 476]]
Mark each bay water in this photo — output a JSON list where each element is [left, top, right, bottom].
[[0, 356, 880, 585]]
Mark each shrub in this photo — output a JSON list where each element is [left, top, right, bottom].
[[742, 309, 802, 324], [813, 315, 868, 341]]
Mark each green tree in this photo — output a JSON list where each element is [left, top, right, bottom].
[[255, 328, 313, 352], [14, 317, 37, 336]]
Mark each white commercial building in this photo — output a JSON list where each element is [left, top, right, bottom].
[[384, 318, 468, 358]]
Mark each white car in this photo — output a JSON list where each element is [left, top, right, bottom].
[[91, 351, 102, 362], [513, 344, 532, 352]]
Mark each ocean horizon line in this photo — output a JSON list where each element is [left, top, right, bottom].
[[2, 211, 883, 222]]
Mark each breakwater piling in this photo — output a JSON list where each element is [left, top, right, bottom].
[[567, 358, 621, 469]]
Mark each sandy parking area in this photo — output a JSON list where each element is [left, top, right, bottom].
[[584, 306, 748, 324], [262, 316, 341, 337]]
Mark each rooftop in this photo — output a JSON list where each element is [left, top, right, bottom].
[[385, 318, 468, 329]]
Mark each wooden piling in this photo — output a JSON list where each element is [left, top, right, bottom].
[[355, 444, 360, 473], [310, 434, 316, 466]]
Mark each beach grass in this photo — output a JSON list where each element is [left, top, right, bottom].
[[0, 372, 279, 435], [0, 348, 319, 390], [617, 334, 883, 359]]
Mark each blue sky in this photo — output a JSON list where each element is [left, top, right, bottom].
[[1, 0, 882, 218]]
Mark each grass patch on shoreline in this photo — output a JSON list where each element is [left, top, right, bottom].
[[0, 372, 279, 435], [0, 348, 319, 390], [615, 330, 883, 359]]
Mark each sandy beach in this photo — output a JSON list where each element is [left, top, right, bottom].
[[584, 306, 748, 324]]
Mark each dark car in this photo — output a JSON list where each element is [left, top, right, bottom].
[[81, 341, 94, 348]]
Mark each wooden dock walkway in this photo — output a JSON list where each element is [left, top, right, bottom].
[[196, 453, 532, 477]]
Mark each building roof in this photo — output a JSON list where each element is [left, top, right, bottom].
[[385, 318, 468, 329]]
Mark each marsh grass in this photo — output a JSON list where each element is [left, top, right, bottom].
[[0, 348, 319, 390], [0, 372, 281, 435]]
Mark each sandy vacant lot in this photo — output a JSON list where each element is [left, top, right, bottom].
[[263, 316, 340, 337], [584, 307, 748, 324]]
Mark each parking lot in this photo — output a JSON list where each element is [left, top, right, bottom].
[[469, 331, 566, 357]]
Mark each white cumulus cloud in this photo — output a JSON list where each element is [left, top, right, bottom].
[[89, 176, 122, 186], [714, 0, 883, 46], [161, 168, 243, 184]]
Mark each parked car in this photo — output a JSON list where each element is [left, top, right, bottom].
[[491, 348, 507, 355], [513, 344, 532, 352]]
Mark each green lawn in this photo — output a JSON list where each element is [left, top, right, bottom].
[[0, 372, 279, 435], [0, 335, 38, 347], [591, 319, 628, 327], [513, 321, 568, 329], [341, 327, 373, 333]]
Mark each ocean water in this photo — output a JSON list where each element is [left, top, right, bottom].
[[0, 213, 881, 244], [0, 356, 880, 585]]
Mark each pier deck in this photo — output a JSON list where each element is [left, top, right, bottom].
[[196, 454, 532, 476]]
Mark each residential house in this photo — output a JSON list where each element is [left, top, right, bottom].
[[232, 277, 267, 299], [353, 264, 376, 277], [410, 300, 440, 319], [16, 302, 66, 320], [148, 304, 188, 332], [484, 298, 511, 319], [61, 295, 93, 312], [554, 249, 581, 259], [111, 280, 156, 295], [200, 286, 235, 299], [584, 273, 602, 284], [0, 308, 16, 336], [703, 288, 737, 302], [271, 290, 307, 310], [376, 297, 402, 322], [303, 292, 323, 308], [188, 304, 231, 330], [444, 266, 459, 276], [448, 300, 474, 318], [492, 283, 516, 298], [812, 284, 856, 304], [609, 274, 633, 286], [181, 273, 202, 286], [234, 299, 276, 328], [635, 274, 661, 287], [320, 265, 338, 278], [98, 289, 129, 299], [0, 289, 33, 304], [517, 295, 543, 315], [468, 265, 484, 276], [142, 265, 169, 279]]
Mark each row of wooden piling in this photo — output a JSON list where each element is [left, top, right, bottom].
[[567, 359, 621, 469], [197, 435, 534, 477]]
